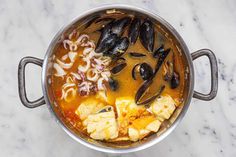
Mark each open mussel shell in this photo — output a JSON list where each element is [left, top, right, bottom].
[[140, 19, 155, 52], [95, 33, 118, 54], [95, 21, 114, 53], [135, 79, 153, 104], [132, 63, 141, 80], [132, 63, 153, 81], [153, 44, 164, 58], [163, 61, 174, 81], [154, 48, 171, 74], [111, 17, 131, 36], [139, 63, 154, 80], [137, 85, 165, 105], [128, 18, 141, 44], [96, 17, 130, 55]]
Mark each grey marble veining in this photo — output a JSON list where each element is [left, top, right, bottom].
[[0, 0, 236, 156]]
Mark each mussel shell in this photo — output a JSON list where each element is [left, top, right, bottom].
[[135, 79, 153, 104], [128, 18, 141, 44], [106, 37, 129, 56], [129, 52, 146, 57], [111, 17, 131, 36], [136, 85, 165, 105], [154, 48, 171, 74], [153, 44, 164, 58], [140, 19, 155, 52], [139, 63, 154, 80], [96, 17, 130, 54], [132, 63, 141, 80], [163, 62, 173, 81], [96, 33, 118, 53], [170, 72, 180, 89], [111, 62, 127, 74], [108, 78, 119, 91], [95, 21, 113, 52]]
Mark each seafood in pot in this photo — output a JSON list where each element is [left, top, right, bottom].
[[51, 12, 186, 142]]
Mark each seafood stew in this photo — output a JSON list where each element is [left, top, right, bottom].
[[50, 10, 188, 143]]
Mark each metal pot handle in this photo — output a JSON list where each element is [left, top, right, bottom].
[[18, 57, 46, 108], [191, 49, 218, 101]]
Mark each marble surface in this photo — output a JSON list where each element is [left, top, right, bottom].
[[0, 0, 236, 156]]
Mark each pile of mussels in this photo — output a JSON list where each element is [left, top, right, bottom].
[[88, 16, 180, 105]]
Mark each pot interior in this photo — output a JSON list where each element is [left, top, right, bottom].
[[42, 6, 193, 152]]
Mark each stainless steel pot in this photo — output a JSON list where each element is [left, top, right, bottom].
[[18, 4, 218, 153]]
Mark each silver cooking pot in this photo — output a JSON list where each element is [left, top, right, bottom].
[[18, 5, 218, 153]]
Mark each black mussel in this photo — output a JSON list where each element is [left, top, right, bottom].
[[128, 18, 141, 44], [111, 17, 131, 36], [135, 79, 153, 104], [84, 15, 100, 28], [96, 21, 113, 52], [132, 63, 141, 80], [140, 19, 155, 52], [96, 33, 118, 53], [106, 37, 129, 57], [162, 52, 180, 88], [95, 17, 114, 23], [137, 85, 165, 105], [111, 62, 127, 74], [108, 78, 119, 91], [98, 106, 113, 113], [140, 63, 154, 80], [153, 44, 164, 58], [129, 52, 146, 57], [96, 17, 130, 54], [154, 48, 171, 74], [170, 72, 180, 89]]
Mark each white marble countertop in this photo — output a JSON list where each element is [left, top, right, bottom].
[[0, 0, 236, 156]]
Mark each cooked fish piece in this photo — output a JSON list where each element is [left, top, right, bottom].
[[115, 97, 138, 116], [115, 97, 148, 135], [146, 119, 161, 132], [85, 110, 118, 140], [128, 127, 140, 141], [128, 116, 161, 141], [149, 95, 176, 121], [75, 98, 104, 120]]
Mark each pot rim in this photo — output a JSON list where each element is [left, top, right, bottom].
[[41, 4, 194, 153]]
